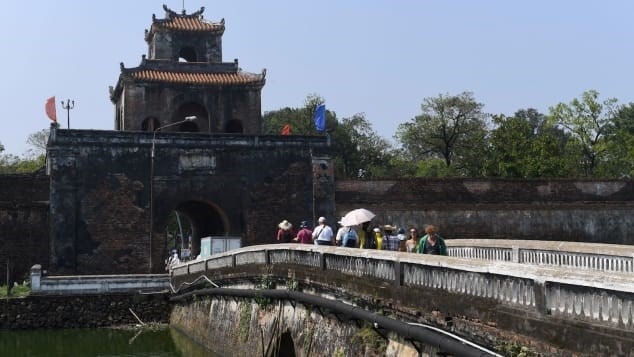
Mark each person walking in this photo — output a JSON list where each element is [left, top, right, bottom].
[[341, 226, 358, 247], [416, 224, 447, 255], [276, 219, 295, 243], [294, 221, 313, 244], [406, 227, 419, 253], [397, 227, 408, 252], [164, 249, 180, 271], [312, 216, 334, 246], [382, 225, 399, 251], [373, 227, 384, 250]]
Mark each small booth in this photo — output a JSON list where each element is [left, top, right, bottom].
[[200, 236, 242, 258]]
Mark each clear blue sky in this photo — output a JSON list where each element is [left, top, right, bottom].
[[2, 1, 634, 155]]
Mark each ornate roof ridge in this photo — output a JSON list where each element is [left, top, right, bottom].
[[146, 5, 225, 41], [162, 4, 205, 19]]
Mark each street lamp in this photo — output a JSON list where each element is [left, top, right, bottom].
[[148, 116, 196, 273], [61, 99, 74, 129]]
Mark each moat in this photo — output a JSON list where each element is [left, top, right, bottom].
[[0, 327, 215, 357]]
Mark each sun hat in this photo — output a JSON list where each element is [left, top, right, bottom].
[[383, 224, 396, 231], [278, 219, 292, 230]]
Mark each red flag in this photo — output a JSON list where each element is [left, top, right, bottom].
[[281, 124, 291, 135], [45, 96, 57, 122]]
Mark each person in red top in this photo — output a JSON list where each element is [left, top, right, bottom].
[[293, 221, 313, 244], [276, 219, 295, 243]]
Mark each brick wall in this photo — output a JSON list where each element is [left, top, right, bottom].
[[336, 179, 634, 244], [1, 293, 170, 329], [47, 129, 333, 274], [0, 174, 49, 285]]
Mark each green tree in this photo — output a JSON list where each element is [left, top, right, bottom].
[[262, 94, 394, 179], [602, 103, 634, 177], [395, 91, 489, 176], [333, 113, 394, 179], [262, 93, 331, 135], [25, 128, 50, 158], [0, 128, 49, 174], [488, 109, 577, 178], [549, 90, 619, 177]]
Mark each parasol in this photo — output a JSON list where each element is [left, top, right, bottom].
[[340, 208, 376, 226]]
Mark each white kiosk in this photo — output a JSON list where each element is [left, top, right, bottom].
[[200, 236, 242, 258]]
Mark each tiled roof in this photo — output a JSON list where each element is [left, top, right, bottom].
[[153, 17, 223, 32], [127, 70, 264, 86]]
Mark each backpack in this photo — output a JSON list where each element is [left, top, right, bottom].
[[343, 228, 357, 247]]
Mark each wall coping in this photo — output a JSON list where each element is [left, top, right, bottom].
[[30, 265, 170, 295]]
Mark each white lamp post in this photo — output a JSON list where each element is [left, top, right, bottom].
[[148, 116, 196, 273]]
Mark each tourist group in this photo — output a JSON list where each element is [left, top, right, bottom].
[[275, 217, 447, 256]]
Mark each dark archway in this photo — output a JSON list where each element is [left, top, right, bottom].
[[141, 117, 161, 131], [276, 330, 296, 357], [178, 46, 197, 62], [180, 121, 199, 132], [163, 200, 228, 259], [225, 119, 243, 133], [174, 102, 209, 132]]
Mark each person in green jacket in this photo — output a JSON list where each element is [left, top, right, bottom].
[[416, 224, 447, 255]]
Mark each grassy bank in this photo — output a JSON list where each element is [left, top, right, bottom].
[[0, 283, 30, 298]]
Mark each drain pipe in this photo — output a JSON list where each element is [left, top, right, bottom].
[[171, 288, 498, 357]]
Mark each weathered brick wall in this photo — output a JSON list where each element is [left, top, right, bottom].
[[336, 179, 634, 244], [0, 293, 170, 329], [0, 174, 49, 284], [48, 129, 333, 275]]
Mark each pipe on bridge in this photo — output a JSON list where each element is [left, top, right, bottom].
[[171, 287, 499, 357]]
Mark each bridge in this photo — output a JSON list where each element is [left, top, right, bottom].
[[168, 240, 634, 356]]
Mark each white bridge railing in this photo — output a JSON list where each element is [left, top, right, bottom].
[[171, 243, 634, 332], [447, 239, 634, 273]]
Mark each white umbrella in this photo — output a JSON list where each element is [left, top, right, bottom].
[[340, 208, 376, 227]]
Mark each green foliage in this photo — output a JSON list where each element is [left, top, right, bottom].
[[262, 93, 330, 135], [263, 94, 394, 179], [238, 303, 251, 342], [0, 283, 30, 298], [395, 91, 489, 174], [495, 340, 541, 356], [0, 153, 46, 174], [549, 90, 619, 176], [254, 276, 273, 308], [333, 113, 395, 178], [0, 127, 50, 174], [486, 109, 579, 178], [351, 323, 387, 355], [287, 278, 298, 291], [415, 158, 458, 177]]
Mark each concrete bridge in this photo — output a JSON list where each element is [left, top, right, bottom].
[[168, 240, 634, 356]]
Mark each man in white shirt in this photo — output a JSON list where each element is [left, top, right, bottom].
[[313, 216, 334, 246]]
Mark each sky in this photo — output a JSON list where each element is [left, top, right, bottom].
[[2, 1, 634, 156]]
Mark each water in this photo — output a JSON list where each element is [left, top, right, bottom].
[[0, 327, 215, 357]]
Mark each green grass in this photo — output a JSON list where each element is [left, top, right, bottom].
[[0, 283, 30, 298]]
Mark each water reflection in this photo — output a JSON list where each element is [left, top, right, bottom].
[[0, 326, 214, 357]]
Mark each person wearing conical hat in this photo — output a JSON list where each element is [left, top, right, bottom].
[[276, 219, 295, 243]]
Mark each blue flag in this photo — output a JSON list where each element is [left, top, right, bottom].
[[313, 104, 326, 132]]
